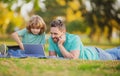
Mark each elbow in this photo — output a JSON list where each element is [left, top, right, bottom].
[[49, 51, 57, 57], [71, 55, 79, 59], [65, 54, 79, 59], [11, 32, 14, 37], [70, 51, 80, 59], [11, 32, 17, 38]]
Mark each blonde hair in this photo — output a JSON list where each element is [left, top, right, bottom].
[[26, 15, 46, 34]]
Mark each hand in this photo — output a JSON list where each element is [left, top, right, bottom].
[[58, 34, 66, 46], [20, 47, 25, 51], [19, 43, 25, 51]]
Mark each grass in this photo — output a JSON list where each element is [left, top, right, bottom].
[[0, 58, 120, 76], [0, 38, 120, 76]]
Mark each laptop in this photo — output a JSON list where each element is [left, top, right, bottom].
[[23, 44, 46, 58], [8, 44, 56, 59]]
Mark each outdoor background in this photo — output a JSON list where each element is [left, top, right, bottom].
[[0, 0, 120, 76]]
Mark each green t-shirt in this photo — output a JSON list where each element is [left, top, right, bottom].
[[48, 33, 99, 60], [17, 28, 45, 45]]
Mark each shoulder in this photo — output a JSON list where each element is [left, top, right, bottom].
[[17, 28, 27, 33], [17, 28, 28, 35], [66, 33, 80, 41]]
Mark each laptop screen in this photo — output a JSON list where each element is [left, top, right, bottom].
[[23, 44, 45, 56]]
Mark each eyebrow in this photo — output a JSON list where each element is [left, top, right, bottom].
[[50, 32, 58, 35]]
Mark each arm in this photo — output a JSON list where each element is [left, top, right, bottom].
[[58, 45, 79, 59], [49, 51, 57, 56], [11, 32, 24, 50], [58, 34, 80, 59]]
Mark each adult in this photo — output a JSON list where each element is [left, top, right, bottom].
[[48, 19, 120, 60]]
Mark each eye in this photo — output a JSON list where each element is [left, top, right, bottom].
[[50, 32, 58, 35], [54, 32, 58, 35]]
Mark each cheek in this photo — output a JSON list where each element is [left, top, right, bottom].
[[31, 29, 34, 32]]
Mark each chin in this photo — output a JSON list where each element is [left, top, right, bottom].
[[33, 33, 39, 35], [53, 39, 58, 43]]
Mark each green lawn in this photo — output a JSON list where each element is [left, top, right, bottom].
[[0, 39, 120, 76], [0, 58, 120, 76]]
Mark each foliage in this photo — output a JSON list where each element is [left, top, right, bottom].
[[66, 0, 83, 22], [0, 0, 42, 37], [66, 20, 87, 33], [36, 0, 67, 32], [81, 0, 120, 42], [0, 0, 119, 44], [0, 2, 14, 37], [1, 0, 17, 10]]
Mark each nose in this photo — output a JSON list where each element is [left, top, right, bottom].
[[34, 29, 38, 32]]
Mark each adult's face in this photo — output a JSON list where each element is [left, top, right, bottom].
[[50, 27, 64, 43]]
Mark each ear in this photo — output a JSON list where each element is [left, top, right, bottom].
[[62, 29, 66, 33], [61, 30, 65, 34]]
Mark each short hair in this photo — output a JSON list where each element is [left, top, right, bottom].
[[50, 19, 66, 32], [26, 15, 46, 34]]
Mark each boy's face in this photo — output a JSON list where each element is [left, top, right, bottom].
[[50, 27, 64, 43], [31, 28, 40, 35]]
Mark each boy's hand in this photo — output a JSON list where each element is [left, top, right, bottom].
[[19, 43, 25, 51]]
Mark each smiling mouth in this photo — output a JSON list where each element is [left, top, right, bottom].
[[53, 38, 59, 42], [33, 32, 38, 34]]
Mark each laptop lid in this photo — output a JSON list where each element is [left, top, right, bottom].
[[23, 44, 45, 56]]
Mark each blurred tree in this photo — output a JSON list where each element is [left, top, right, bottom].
[[66, 0, 83, 22], [66, 0, 87, 34], [0, 0, 87, 34], [67, 20, 87, 33], [0, 2, 14, 37], [37, 0, 86, 33], [36, 0, 67, 32], [0, 1, 24, 37], [80, 0, 120, 42], [0, 0, 42, 37], [1, 0, 119, 43]]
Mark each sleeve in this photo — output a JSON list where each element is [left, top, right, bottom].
[[17, 28, 27, 36], [69, 36, 81, 52], [48, 37, 55, 52]]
